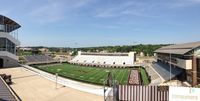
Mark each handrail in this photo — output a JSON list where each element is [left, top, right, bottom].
[[0, 77, 21, 101]]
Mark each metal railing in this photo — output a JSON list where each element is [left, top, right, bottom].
[[0, 24, 19, 40], [0, 48, 16, 55], [0, 48, 6, 51]]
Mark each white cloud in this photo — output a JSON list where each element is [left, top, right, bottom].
[[91, 23, 120, 29], [30, 3, 63, 23], [94, 0, 200, 19], [186, 0, 200, 2], [29, 0, 94, 24], [166, 0, 200, 8], [94, 1, 161, 18]]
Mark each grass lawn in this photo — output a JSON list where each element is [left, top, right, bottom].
[[34, 63, 130, 85], [140, 67, 150, 85]]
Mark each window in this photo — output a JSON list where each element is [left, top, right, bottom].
[[104, 62, 106, 64], [113, 62, 115, 64], [123, 62, 125, 65], [197, 77, 200, 84], [0, 24, 5, 31], [197, 58, 200, 79]]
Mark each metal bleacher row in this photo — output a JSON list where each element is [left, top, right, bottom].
[[151, 61, 184, 81], [0, 76, 19, 101], [24, 55, 57, 65]]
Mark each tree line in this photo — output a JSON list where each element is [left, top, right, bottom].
[[73, 44, 169, 56]]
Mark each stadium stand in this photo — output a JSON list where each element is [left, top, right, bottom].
[[151, 61, 184, 81], [69, 51, 136, 68], [0, 76, 19, 101], [155, 41, 200, 86], [145, 66, 162, 85], [24, 55, 57, 65]]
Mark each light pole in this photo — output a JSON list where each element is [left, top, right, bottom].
[[55, 69, 61, 89], [55, 73, 58, 89], [169, 48, 172, 85]]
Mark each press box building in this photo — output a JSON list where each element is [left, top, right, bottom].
[[0, 15, 20, 67]]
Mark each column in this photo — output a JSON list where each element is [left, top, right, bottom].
[[192, 56, 197, 86]]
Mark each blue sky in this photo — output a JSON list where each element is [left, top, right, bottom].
[[1, 0, 200, 47]]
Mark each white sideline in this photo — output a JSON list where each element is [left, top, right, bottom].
[[21, 65, 111, 96]]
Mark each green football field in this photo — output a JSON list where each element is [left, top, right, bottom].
[[35, 63, 131, 85]]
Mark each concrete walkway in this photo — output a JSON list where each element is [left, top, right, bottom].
[[0, 67, 103, 101]]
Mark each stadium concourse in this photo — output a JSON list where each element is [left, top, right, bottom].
[[69, 51, 136, 68], [0, 67, 103, 101]]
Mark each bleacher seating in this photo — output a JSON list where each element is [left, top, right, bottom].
[[24, 55, 57, 65], [0, 76, 18, 101], [151, 61, 184, 81], [69, 51, 135, 68]]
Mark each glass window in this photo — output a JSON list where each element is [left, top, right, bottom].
[[0, 24, 5, 31], [197, 58, 200, 78], [197, 77, 200, 84], [7, 39, 15, 54], [0, 38, 16, 54], [0, 38, 6, 51]]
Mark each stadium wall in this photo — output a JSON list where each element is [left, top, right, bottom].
[[0, 56, 19, 67]]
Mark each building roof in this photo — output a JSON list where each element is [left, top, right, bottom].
[[0, 15, 21, 32], [155, 41, 200, 55]]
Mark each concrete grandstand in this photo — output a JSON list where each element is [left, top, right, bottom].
[[24, 55, 57, 65], [69, 51, 136, 68]]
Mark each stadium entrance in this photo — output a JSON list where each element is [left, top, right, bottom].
[[0, 58, 3, 67]]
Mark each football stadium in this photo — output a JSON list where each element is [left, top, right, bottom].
[[25, 51, 149, 85], [0, 14, 200, 101]]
